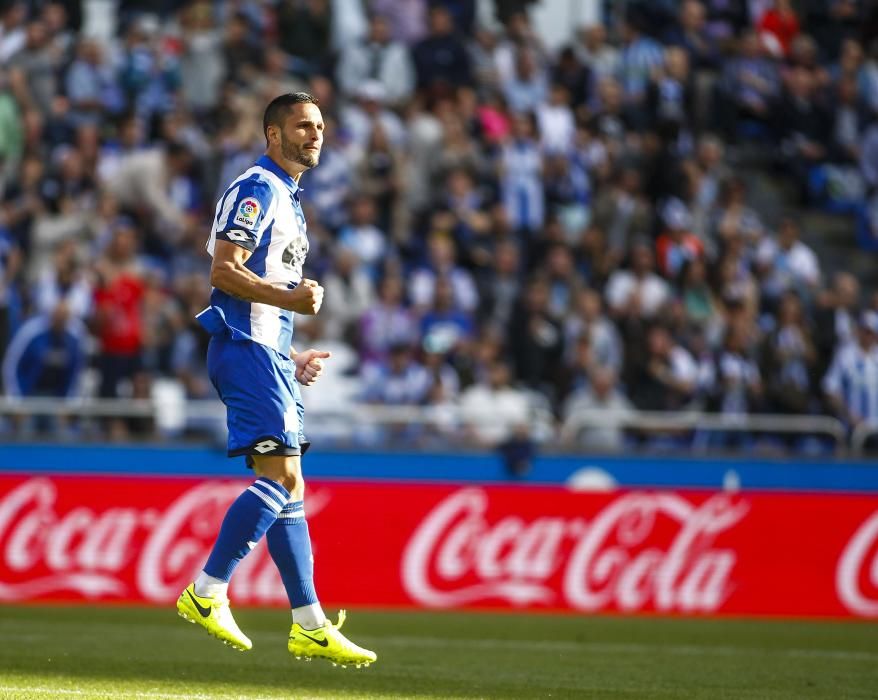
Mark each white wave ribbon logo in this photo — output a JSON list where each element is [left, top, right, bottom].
[[837, 510, 878, 617]]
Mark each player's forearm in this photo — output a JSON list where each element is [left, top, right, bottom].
[[211, 261, 291, 310]]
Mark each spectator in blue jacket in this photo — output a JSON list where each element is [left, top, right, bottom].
[[2, 302, 85, 399]]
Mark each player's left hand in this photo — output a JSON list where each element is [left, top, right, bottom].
[[294, 349, 331, 386]]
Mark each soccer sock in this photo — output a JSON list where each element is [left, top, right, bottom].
[[194, 571, 228, 599], [291, 603, 326, 630], [266, 500, 326, 629], [201, 477, 291, 586]]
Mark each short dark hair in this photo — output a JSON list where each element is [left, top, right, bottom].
[[262, 92, 319, 143]]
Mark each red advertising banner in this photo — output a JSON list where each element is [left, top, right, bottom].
[[0, 475, 876, 617]]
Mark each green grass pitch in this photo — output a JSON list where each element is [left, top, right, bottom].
[[0, 605, 876, 699]]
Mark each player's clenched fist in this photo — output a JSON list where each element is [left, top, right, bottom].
[[286, 278, 323, 314]]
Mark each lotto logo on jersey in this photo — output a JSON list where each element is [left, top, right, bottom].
[[234, 198, 261, 229]]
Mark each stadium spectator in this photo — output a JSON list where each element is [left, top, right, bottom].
[[592, 168, 652, 262], [501, 47, 548, 114], [420, 276, 475, 356], [370, 0, 428, 45], [340, 80, 406, 151], [92, 220, 146, 401], [338, 14, 415, 106], [2, 301, 85, 400], [507, 276, 564, 393], [322, 246, 374, 343], [647, 46, 696, 134], [761, 291, 816, 414], [719, 29, 779, 134], [713, 319, 763, 415], [665, 1, 720, 70], [338, 195, 388, 281], [459, 360, 529, 445], [0, 227, 21, 362], [359, 275, 417, 364], [565, 287, 623, 373], [562, 365, 633, 451], [0, 0, 875, 453], [679, 257, 718, 327], [574, 24, 620, 79], [629, 324, 698, 412], [814, 271, 860, 373], [618, 10, 665, 113], [176, 3, 224, 113], [276, 0, 332, 73], [656, 199, 705, 278], [65, 38, 122, 125], [409, 231, 477, 313], [823, 312, 878, 429], [606, 242, 672, 321], [757, 0, 801, 57], [499, 113, 544, 233], [34, 239, 91, 320], [362, 342, 431, 406], [756, 216, 821, 305], [411, 5, 471, 92]]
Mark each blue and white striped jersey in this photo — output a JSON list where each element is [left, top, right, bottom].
[[823, 341, 878, 424], [197, 155, 309, 357]]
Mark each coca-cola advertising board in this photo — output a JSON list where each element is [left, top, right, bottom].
[[0, 475, 876, 618]]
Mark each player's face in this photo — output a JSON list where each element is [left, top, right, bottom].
[[279, 103, 324, 169]]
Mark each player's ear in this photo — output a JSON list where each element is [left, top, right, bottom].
[[267, 124, 280, 146]]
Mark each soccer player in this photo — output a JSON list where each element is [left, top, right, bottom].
[[176, 93, 376, 668]]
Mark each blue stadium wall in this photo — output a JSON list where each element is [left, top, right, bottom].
[[0, 443, 876, 492]]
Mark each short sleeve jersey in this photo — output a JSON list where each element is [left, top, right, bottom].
[[197, 155, 310, 357]]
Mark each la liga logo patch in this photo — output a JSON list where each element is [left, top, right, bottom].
[[234, 198, 261, 229]]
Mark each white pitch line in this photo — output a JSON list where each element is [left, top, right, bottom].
[[0, 687, 276, 700], [371, 635, 878, 661]]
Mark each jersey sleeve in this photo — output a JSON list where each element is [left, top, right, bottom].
[[212, 177, 275, 252]]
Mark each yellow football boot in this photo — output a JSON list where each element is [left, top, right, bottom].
[[288, 610, 377, 668], [176, 583, 252, 651]]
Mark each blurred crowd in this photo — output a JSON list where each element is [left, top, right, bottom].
[[2, 0, 878, 452]]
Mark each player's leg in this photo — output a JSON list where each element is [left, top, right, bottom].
[[253, 453, 324, 627], [258, 454, 376, 667], [177, 468, 290, 650], [177, 337, 296, 650]]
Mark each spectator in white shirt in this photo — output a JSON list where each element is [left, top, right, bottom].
[[605, 241, 672, 320], [536, 84, 576, 154], [460, 360, 530, 446], [756, 216, 821, 304]]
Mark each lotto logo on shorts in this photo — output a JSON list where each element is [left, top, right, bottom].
[[234, 198, 260, 229], [253, 439, 279, 454]]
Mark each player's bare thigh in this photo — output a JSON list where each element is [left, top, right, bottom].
[[251, 454, 304, 500]]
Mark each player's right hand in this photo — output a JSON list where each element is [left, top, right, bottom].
[[286, 279, 324, 314]]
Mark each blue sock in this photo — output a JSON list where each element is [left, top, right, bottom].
[[266, 500, 318, 607], [203, 477, 290, 581]]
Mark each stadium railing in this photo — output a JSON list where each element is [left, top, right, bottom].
[[850, 421, 878, 456], [0, 396, 851, 453]]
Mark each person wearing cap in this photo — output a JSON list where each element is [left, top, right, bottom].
[[823, 311, 878, 429]]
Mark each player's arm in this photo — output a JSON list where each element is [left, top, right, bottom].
[[210, 240, 323, 314]]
